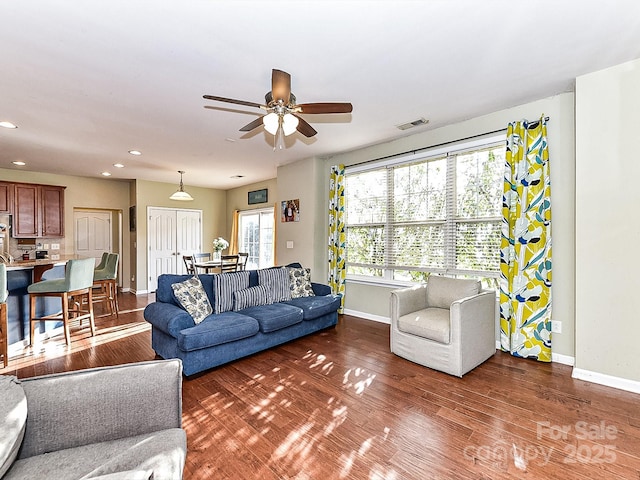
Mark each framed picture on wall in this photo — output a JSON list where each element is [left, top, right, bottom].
[[281, 199, 300, 222], [248, 188, 268, 205], [129, 206, 136, 232]]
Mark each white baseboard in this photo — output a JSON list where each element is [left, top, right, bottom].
[[552, 352, 575, 366], [572, 367, 640, 395], [130, 289, 149, 295], [343, 309, 390, 324]]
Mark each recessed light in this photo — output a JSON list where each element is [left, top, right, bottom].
[[12, 161, 26, 166], [101, 171, 112, 176], [0, 121, 17, 129], [113, 163, 125, 168], [230, 175, 245, 179], [225, 138, 237, 143], [128, 150, 142, 156]]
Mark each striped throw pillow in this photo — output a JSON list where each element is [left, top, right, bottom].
[[213, 271, 250, 314], [233, 285, 273, 311], [258, 267, 292, 302]]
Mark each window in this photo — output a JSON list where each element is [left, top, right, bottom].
[[345, 137, 504, 285], [238, 207, 274, 269]]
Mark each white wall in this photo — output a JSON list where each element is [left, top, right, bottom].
[[575, 58, 640, 383], [320, 92, 577, 358]]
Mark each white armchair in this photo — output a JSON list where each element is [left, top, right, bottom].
[[390, 275, 496, 377]]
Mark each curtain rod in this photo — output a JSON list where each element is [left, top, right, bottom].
[[347, 116, 550, 168]]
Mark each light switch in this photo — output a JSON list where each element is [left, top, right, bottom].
[[286, 241, 294, 249]]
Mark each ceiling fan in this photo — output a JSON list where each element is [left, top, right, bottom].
[[203, 69, 353, 149]]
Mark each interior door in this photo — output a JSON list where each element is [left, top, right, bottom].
[[148, 207, 202, 291], [74, 210, 112, 265]]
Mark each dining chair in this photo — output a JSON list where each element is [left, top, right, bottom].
[[0, 263, 8, 367], [220, 254, 240, 273], [193, 252, 211, 262], [28, 258, 96, 346], [237, 252, 249, 271], [183, 255, 195, 275]]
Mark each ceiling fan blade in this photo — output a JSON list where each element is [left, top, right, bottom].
[[293, 114, 317, 137], [296, 102, 353, 114], [271, 69, 291, 104], [203, 95, 264, 109], [239, 116, 265, 132]]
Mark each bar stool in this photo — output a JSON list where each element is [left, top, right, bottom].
[[93, 253, 119, 318], [0, 264, 8, 367], [28, 257, 96, 346]]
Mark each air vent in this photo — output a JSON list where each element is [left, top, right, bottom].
[[396, 117, 429, 131]]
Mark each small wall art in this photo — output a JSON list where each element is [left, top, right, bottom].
[[281, 199, 300, 222], [248, 188, 268, 205]]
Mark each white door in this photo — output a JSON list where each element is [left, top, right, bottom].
[[148, 207, 202, 291], [74, 210, 112, 265]]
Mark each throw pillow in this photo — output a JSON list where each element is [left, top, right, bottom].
[[171, 276, 212, 324], [258, 267, 292, 302], [289, 267, 315, 298], [0, 376, 27, 478], [233, 285, 273, 311], [213, 271, 250, 314]]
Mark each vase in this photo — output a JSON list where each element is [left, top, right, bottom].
[[213, 251, 222, 262]]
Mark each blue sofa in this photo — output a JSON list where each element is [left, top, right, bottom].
[[143, 267, 341, 376]]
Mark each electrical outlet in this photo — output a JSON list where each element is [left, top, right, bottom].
[[551, 320, 562, 334], [51, 243, 60, 250], [131, 275, 135, 282], [43, 244, 49, 249], [51, 254, 60, 260]]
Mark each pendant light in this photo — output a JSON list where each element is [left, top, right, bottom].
[[169, 170, 194, 201]]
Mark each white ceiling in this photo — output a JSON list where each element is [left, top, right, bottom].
[[1, 1, 640, 190]]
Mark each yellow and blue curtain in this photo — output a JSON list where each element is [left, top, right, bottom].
[[328, 165, 346, 312], [500, 116, 552, 361]]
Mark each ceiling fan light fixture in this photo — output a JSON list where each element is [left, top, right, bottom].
[[282, 113, 299, 136], [169, 170, 194, 201], [263, 113, 279, 135]]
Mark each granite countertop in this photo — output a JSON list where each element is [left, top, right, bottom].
[[4, 255, 79, 270]]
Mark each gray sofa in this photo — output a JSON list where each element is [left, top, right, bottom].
[[1, 359, 186, 480]]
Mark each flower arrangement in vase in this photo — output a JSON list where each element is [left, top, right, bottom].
[[212, 237, 229, 262]]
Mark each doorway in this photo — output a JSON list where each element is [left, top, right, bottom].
[[74, 208, 122, 286], [147, 207, 202, 291]]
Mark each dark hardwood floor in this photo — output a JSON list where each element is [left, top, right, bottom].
[[3, 293, 639, 479]]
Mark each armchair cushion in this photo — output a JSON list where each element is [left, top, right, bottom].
[[397, 307, 450, 344], [426, 275, 480, 308], [0, 376, 27, 478]]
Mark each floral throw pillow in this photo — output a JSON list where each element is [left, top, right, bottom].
[[288, 267, 315, 298], [171, 276, 212, 324]]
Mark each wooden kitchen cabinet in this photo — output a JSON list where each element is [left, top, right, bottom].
[[0, 182, 12, 213], [13, 183, 65, 238]]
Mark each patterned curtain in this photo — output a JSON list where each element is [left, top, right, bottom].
[[500, 116, 552, 362], [328, 165, 346, 312]]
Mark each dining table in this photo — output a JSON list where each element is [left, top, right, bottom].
[[193, 257, 238, 273]]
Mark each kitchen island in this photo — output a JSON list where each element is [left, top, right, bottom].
[[5, 256, 81, 345]]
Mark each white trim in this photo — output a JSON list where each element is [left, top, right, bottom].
[[343, 309, 390, 325], [572, 367, 640, 395], [551, 352, 575, 366]]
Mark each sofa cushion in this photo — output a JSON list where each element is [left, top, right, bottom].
[[4, 429, 185, 480], [284, 294, 342, 321], [426, 275, 480, 309], [258, 267, 292, 302], [177, 312, 259, 352], [156, 274, 215, 308], [397, 307, 450, 344], [289, 267, 315, 298], [0, 376, 27, 478], [171, 276, 212, 324], [213, 271, 250, 314], [239, 303, 303, 333], [233, 284, 272, 311]]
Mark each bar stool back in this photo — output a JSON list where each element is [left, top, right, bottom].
[[0, 264, 8, 367], [28, 258, 96, 346], [93, 253, 119, 317]]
